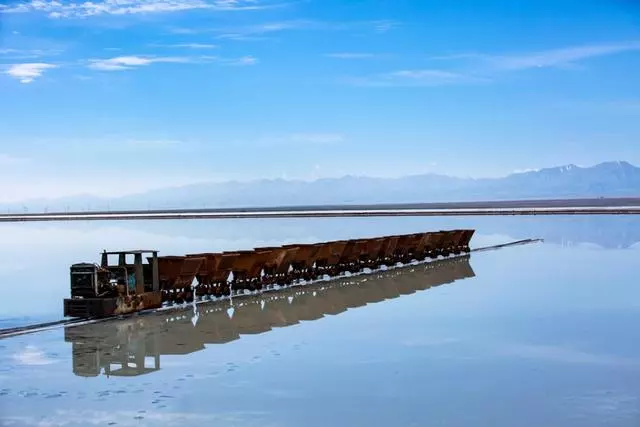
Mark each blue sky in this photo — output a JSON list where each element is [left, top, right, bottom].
[[1, 0, 640, 201]]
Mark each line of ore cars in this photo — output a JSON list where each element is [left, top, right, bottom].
[[64, 229, 474, 318]]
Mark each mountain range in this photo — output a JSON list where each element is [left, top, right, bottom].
[[5, 161, 640, 212]]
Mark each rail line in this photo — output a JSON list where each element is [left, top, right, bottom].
[[2, 203, 640, 223], [0, 238, 540, 340]]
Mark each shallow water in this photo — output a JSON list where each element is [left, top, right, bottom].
[[1, 216, 640, 426]]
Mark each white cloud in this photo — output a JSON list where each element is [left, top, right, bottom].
[[86, 54, 255, 70], [0, 0, 282, 18], [486, 41, 640, 70], [173, 19, 399, 40], [429, 41, 640, 72], [210, 19, 316, 39], [223, 55, 259, 66], [346, 69, 485, 87], [347, 40, 640, 88], [391, 70, 463, 79], [372, 19, 399, 33], [4, 62, 58, 83], [0, 48, 64, 58], [214, 33, 270, 41], [87, 55, 191, 71]]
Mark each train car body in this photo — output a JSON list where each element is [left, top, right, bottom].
[[62, 229, 475, 319]]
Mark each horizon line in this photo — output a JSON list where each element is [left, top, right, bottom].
[[0, 159, 635, 204]]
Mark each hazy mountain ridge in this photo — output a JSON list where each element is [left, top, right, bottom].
[[4, 161, 640, 212]]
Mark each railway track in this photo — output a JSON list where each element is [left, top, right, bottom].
[[1, 207, 639, 222], [0, 238, 540, 340]]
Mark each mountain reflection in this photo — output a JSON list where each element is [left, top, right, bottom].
[[65, 255, 475, 378], [123, 215, 640, 250], [476, 216, 640, 249]]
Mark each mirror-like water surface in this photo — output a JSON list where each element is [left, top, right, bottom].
[[1, 215, 638, 324], [1, 216, 640, 426]]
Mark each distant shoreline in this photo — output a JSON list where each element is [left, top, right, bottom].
[[1, 197, 639, 222]]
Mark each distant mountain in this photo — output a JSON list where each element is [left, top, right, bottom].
[[475, 161, 640, 199], [4, 161, 640, 212]]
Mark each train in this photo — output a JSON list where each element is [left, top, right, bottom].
[[63, 228, 474, 318], [64, 254, 475, 377]]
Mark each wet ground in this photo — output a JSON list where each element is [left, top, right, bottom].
[[1, 216, 640, 426]]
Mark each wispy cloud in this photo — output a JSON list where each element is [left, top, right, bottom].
[[0, 0, 284, 18], [171, 19, 400, 40], [486, 41, 640, 70], [429, 41, 640, 71], [210, 19, 317, 40], [87, 55, 193, 71], [0, 48, 64, 60], [0, 48, 29, 56], [222, 55, 259, 65], [372, 19, 399, 33], [4, 62, 58, 83], [86, 54, 257, 71], [346, 69, 486, 87], [213, 33, 270, 41], [349, 40, 640, 88]]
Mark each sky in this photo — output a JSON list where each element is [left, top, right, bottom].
[[1, 0, 640, 201]]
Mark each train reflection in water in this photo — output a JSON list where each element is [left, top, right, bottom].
[[64, 255, 475, 377]]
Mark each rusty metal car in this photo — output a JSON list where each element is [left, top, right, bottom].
[[63, 229, 475, 318]]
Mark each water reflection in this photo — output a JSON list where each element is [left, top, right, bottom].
[[470, 216, 640, 249], [65, 255, 475, 378], [83, 215, 640, 249], [1, 215, 639, 322], [3, 240, 640, 427]]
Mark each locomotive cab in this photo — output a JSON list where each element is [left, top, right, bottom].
[[70, 263, 100, 298], [64, 250, 162, 318]]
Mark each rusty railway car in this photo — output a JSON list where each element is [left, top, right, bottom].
[[63, 229, 475, 318]]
